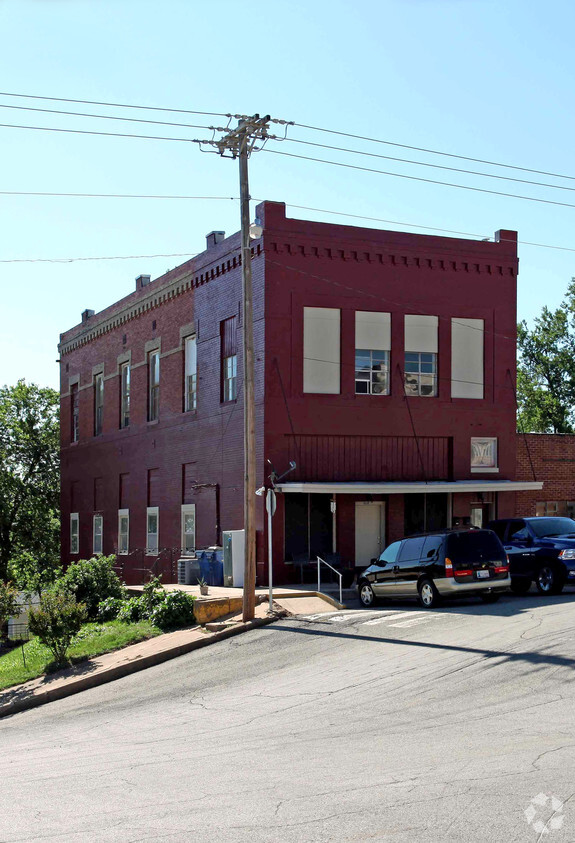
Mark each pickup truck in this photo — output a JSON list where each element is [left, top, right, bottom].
[[487, 516, 575, 595]]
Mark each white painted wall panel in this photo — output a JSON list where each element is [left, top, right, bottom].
[[451, 317, 484, 398], [303, 307, 340, 393], [404, 315, 438, 352], [355, 311, 391, 350]]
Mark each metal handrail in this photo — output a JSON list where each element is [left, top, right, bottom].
[[317, 556, 343, 606]]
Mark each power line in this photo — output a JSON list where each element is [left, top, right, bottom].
[[295, 120, 575, 183], [283, 136, 575, 195], [263, 148, 575, 212], [0, 251, 199, 264], [0, 191, 238, 200], [0, 121, 212, 144], [0, 90, 232, 118], [0, 102, 227, 132]]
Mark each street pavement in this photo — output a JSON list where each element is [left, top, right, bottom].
[[2, 589, 575, 841]]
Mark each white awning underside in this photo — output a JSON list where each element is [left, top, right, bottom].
[[276, 480, 543, 494]]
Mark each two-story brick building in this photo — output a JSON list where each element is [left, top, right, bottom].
[[58, 201, 542, 585]]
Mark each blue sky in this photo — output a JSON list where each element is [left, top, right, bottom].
[[1, 0, 575, 389]]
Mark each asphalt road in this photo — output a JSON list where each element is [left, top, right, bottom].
[[2, 590, 575, 842]]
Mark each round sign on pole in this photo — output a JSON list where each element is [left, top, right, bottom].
[[266, 489, 276, 517]]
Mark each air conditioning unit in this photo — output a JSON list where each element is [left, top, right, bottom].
[[222, 530, 245, 588]]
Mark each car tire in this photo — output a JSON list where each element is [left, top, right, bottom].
[[480, 593, 500, 603], [358, 581, 376, 608], [510, 578, 532, 595], [535, 564, 564, 595], [418, 578, 441, 609]]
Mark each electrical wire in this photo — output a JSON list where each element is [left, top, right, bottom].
[[0, 121, 213, 144], [0, 251, 199, 264], [262, 148, 575, 212], [295, 120, 575, 183], [282, 136, 575, 195], [0, 191, 239, 200], [0, 90, 231, 118]]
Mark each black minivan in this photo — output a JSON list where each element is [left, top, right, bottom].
[[358, 528, 510, 609]]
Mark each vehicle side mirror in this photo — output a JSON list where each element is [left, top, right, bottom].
[[370, 557, 377, 564]]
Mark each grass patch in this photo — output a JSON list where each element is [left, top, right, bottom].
[[0, 620, 162, 691]]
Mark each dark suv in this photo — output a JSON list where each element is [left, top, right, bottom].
[[487, 517, 575, 595], [358, 528, 510, 609]]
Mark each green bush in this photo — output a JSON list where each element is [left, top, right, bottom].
[[0, 581, 19, 629], [28, 592, 87, 667], [97, 597, 124, 622], [58, 555, 125, 619], [116, 596, 145, 623], [149, 591, 196, 630]]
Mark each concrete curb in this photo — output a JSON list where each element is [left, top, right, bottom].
[[0, 614, 278, 720]]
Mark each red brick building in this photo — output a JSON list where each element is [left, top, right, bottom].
[[516, 434, 575, 518], [59, 201, 541, 585]]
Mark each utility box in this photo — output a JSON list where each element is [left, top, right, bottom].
[[222, 530, 245, 587]]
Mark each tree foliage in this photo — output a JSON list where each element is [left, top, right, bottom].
[[28, 592, 87, 667], [517, 280, 575, 433], [0, 381, 60, 585]]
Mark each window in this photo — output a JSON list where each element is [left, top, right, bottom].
[[404, 315, 438, 397], [70, 383, 79, 442], [377, 541, 401, 565], [355, 311, 391, 395], [536, 501, 575, 518], [181, 504, 196, 555], [118, 509, 129, 555], [70, 513, 79, 555], [397, 536, 427, 563], [94, 373, 104, 435], [221, 316, 237, 402], [146, 506, 159, 555], [404, 352, 437, 396], [451, 318, 484, 399], [184, 336, 197, 411], [471, 437, 498, 472], [303, 307, 340, 394], [120, 362, 130, 428], [148, 351, 160, 421], [93, 514, 103, 555], [223, 354, 237, 402]]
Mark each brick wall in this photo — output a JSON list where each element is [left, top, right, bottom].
[[516, 433, 575, 515]]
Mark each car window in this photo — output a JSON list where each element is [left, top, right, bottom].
[[422, 535, 444, 559], [508, 521, 529, 541], [397, 536, 426, 563], [529, 517, 575, 538], [445, 530, 505, 563], [378, 541, 401, 565]]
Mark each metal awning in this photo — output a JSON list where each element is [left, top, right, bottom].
[[275, 480, 543, 494]]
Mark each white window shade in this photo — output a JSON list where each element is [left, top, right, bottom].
[[452, 318, 484, 399], [405, 315, 438, 353], [355, 311, 391, 350], [185, 336, 197, 373], [303, 307, 340, 394]]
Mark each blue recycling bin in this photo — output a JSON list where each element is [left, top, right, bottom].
[[198, 551, 211, 585], [209, 558, 224, 587]]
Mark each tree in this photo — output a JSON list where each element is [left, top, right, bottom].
[[517, 281, 575, 433], [0, 381, 60, 585], [28, 591, 86, 667]]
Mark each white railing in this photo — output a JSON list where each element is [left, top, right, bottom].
[[317, 556, 343, 606]]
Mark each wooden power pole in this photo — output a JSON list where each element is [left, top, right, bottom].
[[214, 115, 270, 621]]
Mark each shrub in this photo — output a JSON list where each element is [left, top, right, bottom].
[[116, 596, 145, 623], [0, 581, 19, 629], [28, 592, 87, 667], [149, 591, 196, 630], [58, 555, 125, 619], [97, 597, 124, 622]]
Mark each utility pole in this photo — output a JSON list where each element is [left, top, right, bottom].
[[214, 115, 270, 621]]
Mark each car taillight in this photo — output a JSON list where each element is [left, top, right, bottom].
[[445, 556, 453, 576], [457, 569, 473, 577], [494, 565, 508, 574]]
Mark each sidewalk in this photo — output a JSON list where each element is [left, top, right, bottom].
[[0, 591, 341, 720]]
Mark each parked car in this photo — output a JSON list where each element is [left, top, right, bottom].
[[487, 516, 575, 595], [358, 528, 510, 609]]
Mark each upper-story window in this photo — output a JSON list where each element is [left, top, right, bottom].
[[404, 315, 438, 397], [451, 318, 484, 399], [148, 351, 160, 421], [185, 336, 197, 411], [94, 373, 104, 435], [93, 514, 103, 555], [303, 306, 340, 394], [120, 362, 130, 428], [70, 512, 79, 555], [70, 383, 79, 442], [221, 316, 237, 402], [355, 311, 391, 395]]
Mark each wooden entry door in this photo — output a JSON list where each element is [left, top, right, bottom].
[[355, 502, 385, 567]]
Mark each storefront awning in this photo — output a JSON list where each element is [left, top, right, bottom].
[[276, 480, 543, 494]]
